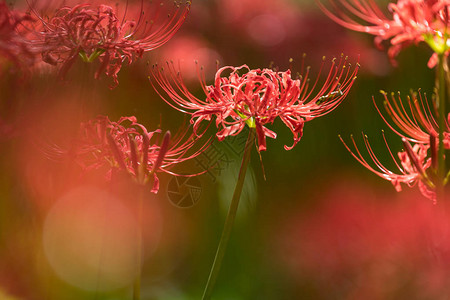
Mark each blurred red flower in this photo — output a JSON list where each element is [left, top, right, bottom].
[[156, 35, 222, 83], [319, 0, 450, 66], [74, 115, 207, 193], [217, 0, 299, 48], [275, 178, 450, 298], [29, 0, 191, 87], [0, 1, 35, 69]]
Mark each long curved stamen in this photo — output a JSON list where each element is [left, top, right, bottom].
[[340, 133, 420, 185], [375, 90, 441, 144]]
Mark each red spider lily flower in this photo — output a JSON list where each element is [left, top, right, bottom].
[[30, 0, 191, 87], [0, 1, 35, 68], [150, 56, 359, 151], [374, 90, 450, 147], [318, 0, 450, 66], [340, 133, 436, 201], [74, 115, 208, 193]]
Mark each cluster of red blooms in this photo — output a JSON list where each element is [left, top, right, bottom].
[[319, 0, 450, 201], [0, 0, 362, 195], [74, 116, 208, 193], [1, 0, 191, 86], [319, 0, 450, 67]]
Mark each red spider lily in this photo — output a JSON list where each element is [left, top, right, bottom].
[[340, 133, 436, 201], [318, 0, 450, 66], [150, 56, 359, 151], [374, 90, 450, 147], [29, 0, 191, 87], [0, 1, 35, 68], [74, 115, 208, 193]]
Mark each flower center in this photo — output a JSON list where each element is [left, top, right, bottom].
[[78, 48, 106, 63], [424, 31, 450, 54], [235, 107, 256, 128]]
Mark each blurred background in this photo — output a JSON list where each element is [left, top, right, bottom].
[[0, 0, 447, 299]]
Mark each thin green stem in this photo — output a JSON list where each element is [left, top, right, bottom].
[[133, 186, 145, 300], [202, 128, 256, 300], [438, 53, 446, 202]]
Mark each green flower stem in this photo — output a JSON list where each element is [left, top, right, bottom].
[[78, 49, 105, 63], [438, 53, 446, 202], [202, 128, 256, 300], [133, 185, 145, 300]]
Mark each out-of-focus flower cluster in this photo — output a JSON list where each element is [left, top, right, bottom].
[[274, 178, 450, 299], [0, 2, 35, 69], [1, 0, 191, 87], [319, 0, 450, 67], [74, 115, 207, 193]]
